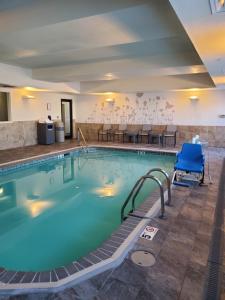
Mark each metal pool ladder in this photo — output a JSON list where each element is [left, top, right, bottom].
[[77, 127, 88, 151], [121, 168, 171, 222]]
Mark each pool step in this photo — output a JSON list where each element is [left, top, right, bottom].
[[172, 181, 192, 187], [128, 212, 152, 220]]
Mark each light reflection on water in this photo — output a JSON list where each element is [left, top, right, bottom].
[[25, 200, 54, 218]]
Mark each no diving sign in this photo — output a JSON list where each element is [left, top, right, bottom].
[[140, 226, 159, 240]]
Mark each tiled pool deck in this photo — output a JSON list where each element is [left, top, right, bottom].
[[0, 140, 178, 167], [0, 140, 224, 299]]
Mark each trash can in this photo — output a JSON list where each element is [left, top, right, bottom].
[[55, 121, 65, 143], [37, 122, 55, 145]]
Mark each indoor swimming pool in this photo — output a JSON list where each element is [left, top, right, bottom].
[[0, 148, 175, 272]]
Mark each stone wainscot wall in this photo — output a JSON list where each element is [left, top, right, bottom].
[[0, 121, 224, 150], [76, 123, 225, 148], [0, 120, 77, 150], [0, 121, 37, 150]]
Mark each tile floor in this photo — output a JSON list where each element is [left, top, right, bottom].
[[0, 140, 80, 166], [0, 141, 224, 299]]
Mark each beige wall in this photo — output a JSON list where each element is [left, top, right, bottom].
[[75, 90, 225, 126], [0, 89, 77, 150], [75, 89, 225, 148], [1, 88, 225, 150], [9, 89, 76, 121]]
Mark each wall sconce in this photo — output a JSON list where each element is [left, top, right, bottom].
[[105, 98, 115, 104], [22, 95, 35, 100], [189, 96, 199, 101]]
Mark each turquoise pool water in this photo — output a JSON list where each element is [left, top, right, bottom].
[[0, 148, 175, 272]]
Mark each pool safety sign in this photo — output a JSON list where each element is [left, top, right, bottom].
[[140, 226, 159, 240]]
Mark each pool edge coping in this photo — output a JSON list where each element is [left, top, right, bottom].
[[0, 146, 84, 169], [90, 144, 177, 154], [0, 144, 177, 170]]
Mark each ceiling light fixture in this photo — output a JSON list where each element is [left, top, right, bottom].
[[210, 0, 225, 13]]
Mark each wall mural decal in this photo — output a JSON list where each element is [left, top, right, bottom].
[[86, 94, 175, 124], [136, 92, 144, 98]]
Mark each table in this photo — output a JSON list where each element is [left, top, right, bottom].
[[125, 132, 139, 143], [149, 133, 163, 146]]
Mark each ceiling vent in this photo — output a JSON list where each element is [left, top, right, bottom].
[[210, 0, 225, 14]]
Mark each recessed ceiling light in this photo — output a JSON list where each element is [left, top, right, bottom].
[[105, 73, 116, 80], [15, 49, 38, 58], [24, 86, 50, 92], [188, 88, 200, 91], [104, 92, 114, 95], [105, 73, 113, 77]]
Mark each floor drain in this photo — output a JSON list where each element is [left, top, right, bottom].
[[131, 250, 156, 267]]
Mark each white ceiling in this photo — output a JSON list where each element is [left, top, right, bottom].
[[0, 0, 216, 93], [169, 0, 225, 89]]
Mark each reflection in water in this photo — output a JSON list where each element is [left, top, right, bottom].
[[63, 157, 74, 183], [0, 187, 4, 195], [25, 200, 54, 218], [26, 194, 40, 200], [0, 182, 16, 211], [38, 163, 56, 173], [94, 185, 117, 198]]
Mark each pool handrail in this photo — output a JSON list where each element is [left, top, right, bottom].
[[78, 127, 88, 151], [121, 172, 168, 222], [146, 168, 171, 206]]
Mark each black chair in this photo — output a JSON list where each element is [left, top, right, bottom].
[[112, 124, 127, 143], [98, 124, 112, 141], [162, 125, 177, 147], [138, 124, 152, 143]]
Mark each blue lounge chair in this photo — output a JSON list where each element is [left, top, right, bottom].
[[173, 143, 205, 186]]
